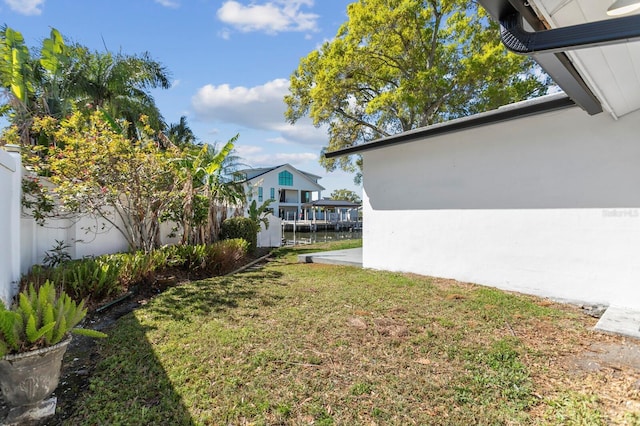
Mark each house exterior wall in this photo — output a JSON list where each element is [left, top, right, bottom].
[[362, 106, 640, 310]]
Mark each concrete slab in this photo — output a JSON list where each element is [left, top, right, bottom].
[[595, 306, 640, 340], [297, 247, 362, 267]]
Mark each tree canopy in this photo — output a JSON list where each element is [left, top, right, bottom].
[[330, 189, 361, 204], [285, 0, 551, 182], [0, 26, 171, 144]]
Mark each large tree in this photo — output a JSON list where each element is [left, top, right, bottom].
[[20, 112, 182, 252], [285, 0, 551, 181], [167, 115, 198, 147]]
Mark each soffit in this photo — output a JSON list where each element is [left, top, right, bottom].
[[530, 0, 640, 118]]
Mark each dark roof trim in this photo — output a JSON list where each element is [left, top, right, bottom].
[[500, 12, 640, 55], [478, 0, 602, 115], [324, 94, 575, 159]]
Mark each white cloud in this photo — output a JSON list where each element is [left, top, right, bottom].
[[191, 78, 327, 147], [218, 29, 232, 40], [155, 0, 179, 7], [192, 78, 289, 126], [170, 79, 181, 89], [4, 0, 44, 15], [235, 145, 318, 167], [235, 145, 264, 156], [216, 0, 318, 34]]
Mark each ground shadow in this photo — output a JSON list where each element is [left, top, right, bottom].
[[2, 257, 286, 424], [22, 300, 197, 425]]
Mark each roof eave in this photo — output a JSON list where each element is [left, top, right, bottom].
[[325, 94, 575, 158]]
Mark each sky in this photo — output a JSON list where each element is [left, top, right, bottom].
[[1, 0, 361, 197]]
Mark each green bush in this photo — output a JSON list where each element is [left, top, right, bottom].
[[21, 258, 123, 303], [160, 239, 248, 274], [21, 239, 250, 306], [220, 217, 259, 252], [206, 239, 249, 275]]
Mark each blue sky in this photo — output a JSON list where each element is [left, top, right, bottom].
[[1, 0, 361, 196]]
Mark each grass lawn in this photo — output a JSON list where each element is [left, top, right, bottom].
[[68, 240, 640, 425]]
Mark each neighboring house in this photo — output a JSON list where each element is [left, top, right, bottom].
[[235, 164, 325, 220], [325, 0, 640, 327]]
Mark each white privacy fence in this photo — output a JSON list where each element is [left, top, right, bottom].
[[1, 144, 281, 306], [0, 146, 22, 306], [257, 214, 282, 248]]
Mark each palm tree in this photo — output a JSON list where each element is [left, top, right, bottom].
[[1, 27, 172, 144], [167, 116, 197, 147], [73, 50, 171, 138], [196, 136, 245, 244], [172, 135, 246, 245]]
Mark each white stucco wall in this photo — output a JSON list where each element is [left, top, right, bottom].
[[362, 106, 640, 310], [21, 210, 183, 270], [0, 147, 21, 305]]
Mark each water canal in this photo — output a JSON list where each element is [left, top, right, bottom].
[[282, 229, 362, 246]]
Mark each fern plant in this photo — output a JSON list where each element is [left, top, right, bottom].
[[0, 281, 106, 357]]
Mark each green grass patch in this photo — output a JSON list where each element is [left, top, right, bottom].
[[545, 392, 607, 425], [66, 240, 614, 425]]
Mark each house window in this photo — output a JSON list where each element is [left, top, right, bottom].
[[258, 187, 263, 202], [270, 187, 275, 200], [278, 170, 293, 186]]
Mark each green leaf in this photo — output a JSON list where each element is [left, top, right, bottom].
[[40, 27, 65, 74], [0, 340, 7, 358], [0, 311, 19, 351], [25, 313, 37, 343], [28, 322, 55, 344], [43, 303, 55, 344], [18, 292, 34, 319], [51, 315, 66, 346], [71, 328, 107, 339]]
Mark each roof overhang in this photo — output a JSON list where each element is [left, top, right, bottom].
[[325, 1, 639, 160], [478, 0, 640, 118], [325, 93, 575, 158]]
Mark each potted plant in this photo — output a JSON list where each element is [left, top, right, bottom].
[[0, 280, 106, 424]]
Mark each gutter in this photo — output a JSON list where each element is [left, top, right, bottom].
[[324, 94, 575, 158], [499, 12, 640, 55], [480, 0, 640, 116]]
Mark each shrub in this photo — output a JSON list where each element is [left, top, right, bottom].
[[20, 239, 249, 306], [22, 258, 124, 304], [159, 239, 248, 274], [220, 217, 259, 252], [206, 239, 249, 275], [43, 240, 72, 268]]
